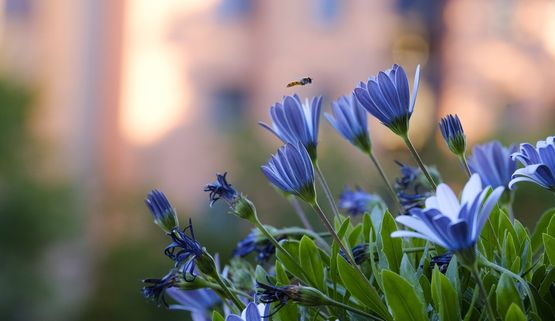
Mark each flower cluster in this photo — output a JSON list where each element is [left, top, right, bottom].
[[140, 63, 554, 321]]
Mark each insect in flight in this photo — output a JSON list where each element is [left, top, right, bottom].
[[286, 77, 312, 88]]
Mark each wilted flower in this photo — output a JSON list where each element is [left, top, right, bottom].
[[430, 253, 453, 274], [340, 243, 373, 265], [204, 172, 239, 207], [354, 64, 420, 136], [145, 189, 179, 233], [259, 94, 322, 160], [338, 186, 383, 216], [164, 219, 204, 280], [225, 302, 269, 321], [392, 174, 504, 266], [261, 143, 316, 203], [256, 281, 329, 313], [439, 114, 466, 156], [233, 229, 276, 263], [467, 141, 517, 189], [142, 269, 180, 307], [510, 136, 555, 191], [166, 287, 220, 321], [394, 161, 437, 213], [325, 94, 371, 153]]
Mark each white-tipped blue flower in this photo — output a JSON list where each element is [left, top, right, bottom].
[[325, 94, 371, 153], [392, 174, 504, 265], [509, 136, 555, 191], [226, 302, 269, 321], [261, 143, 316, 204], [166, 287, 220, 321], [145, 189, 179, 233], [259, 94, 322, 161]]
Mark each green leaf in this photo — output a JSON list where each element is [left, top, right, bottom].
[[275, 240, 304, 280], [348, 224, 363, 247], [363, 212, 374, 242], [543, 233, 555, 266], [299, 236, 325, 290], [502, 232, 519, 273], [445, 255, 461, 300], [431, 267, 461, 321], [539, 267, 555, 297], [336, 255, 391, 320], [546, 212, 555, 236], [255, 265, 268, 284], [212, 310, 225, 321], [504, 303, 526, 321], [496, 272, 523, 317], [275, 261, 290, 285], [382, 270, 428, 321], [380, 211, 403, 273], [532, 208, 555, 253]]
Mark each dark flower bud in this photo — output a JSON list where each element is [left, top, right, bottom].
[[439, 114, 466, 157], [145, 189, 179, 233]]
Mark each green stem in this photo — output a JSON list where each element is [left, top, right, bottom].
[[212, 269, 245, 311], [277, 227, 331, 253], [469, 264, 497, 321], [288, 196, 314, 231], [367, 150, 399, 208], [253, 218, 313, 284], [201, 281, 253, 299], [314, 162, 341, 218], [479, 256, 538, 314], [311, 202, 371, 286], [459, 155, 472, 178], [401, 134, 437, 189], [327, 298, 384, 321]]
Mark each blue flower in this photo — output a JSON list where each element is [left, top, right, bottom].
[[261, 143, 316, 203], [145, 189, 179, 233], [142, 269, 180, 307], [340, 243, 372, 265], [166, 287, 220, 321], [430, 253, 453, 273], [325, 94, 371, 153], [164, 219, 204, 280], [467, 141, 517, 189], [509, 136, 555, 191], [226, 302, 269, 321], [439, 114, 466, 156], [233, 229, 276, 263], [204, 172, 239, 207], [354, 64, 420, 136], [392, 174, 504, 265], [338, 186, 382, 216], [259, 94, 322, 160]]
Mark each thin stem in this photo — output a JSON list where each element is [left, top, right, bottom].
[[311, 202, 371, 285], [469, 265, 497, 321], [459, 155, 472, 178], [277, 227, 331, 253], [367, 151, 399, 207], [401, 135, 437, 189], [288, 196, 314, 231], [212, 271, 245, 311], [253, 218, 313, 284], [479, 256, 538, 314], [314, 162, 341, 218], [201, 281, 253, 299], [328, 298, 384, 321]]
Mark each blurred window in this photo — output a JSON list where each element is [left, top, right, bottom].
[[5, 0, 32, 19], [218, 0, 253, 20], [212, 87, 248, 132], [315, 0, 340, 24]]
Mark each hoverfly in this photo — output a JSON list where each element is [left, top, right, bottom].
[[286, 77, 312, 88]]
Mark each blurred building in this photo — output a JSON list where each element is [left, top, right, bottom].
[[1, 0, 555, 320]]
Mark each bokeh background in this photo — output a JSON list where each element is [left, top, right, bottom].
[[2, 0, 555, 320]]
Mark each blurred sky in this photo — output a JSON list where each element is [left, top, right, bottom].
[[1, 0, 555, 320]]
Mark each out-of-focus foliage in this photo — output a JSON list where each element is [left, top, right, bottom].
[[0, 78, 73, 321]]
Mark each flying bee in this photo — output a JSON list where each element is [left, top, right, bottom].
[[286, 77, 312, 88]]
